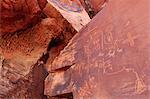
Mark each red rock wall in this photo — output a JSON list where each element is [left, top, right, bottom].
[[79, 0, 107, 17], [0, 0, 76, 98], [0, 0, 47, 35], [45, 0, 150, 98], [1, 0, 150, 98]]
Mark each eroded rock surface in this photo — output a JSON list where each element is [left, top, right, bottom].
[[1, 0, 149, 98], [0, 0, 47, 35], [45, 0, 150, 98], [0, 18, 60, 98], [0, 1, 77, 98], [79, 0, 108, 18], [0, 0, 81, 99]]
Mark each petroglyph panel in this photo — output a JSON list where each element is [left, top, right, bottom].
[[45, 0, 150, 98]]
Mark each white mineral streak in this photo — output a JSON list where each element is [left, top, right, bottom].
[[47, 0, 91, 31]]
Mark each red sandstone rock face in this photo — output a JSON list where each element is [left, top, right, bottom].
[[0, 0, 78, 98], [0, 15, 76, 98], [90, 0, 107, 12], [0, 0, 47, 35], [45, 0, 150, 98], [79, 0, 107, 17], [0, 18, 61, 97]]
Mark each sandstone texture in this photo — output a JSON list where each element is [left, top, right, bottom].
[[0, 0, 76, 98], [79, 0, 107, 18], [0, 0, 47, 35], [0, 0, 150, 99]]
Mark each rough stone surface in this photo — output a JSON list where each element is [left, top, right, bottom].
[[79, 0, 108, 17], [89, 0, 107, 13], [0, 0, 78, 98], [45, 0, 150, 98], [1, 22, 76, 99], [43, 3, 77, 71], [0, 0, 47, 35], [0, 18, 61, 98]]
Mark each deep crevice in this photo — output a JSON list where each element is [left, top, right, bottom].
[[51, 63, 75, 73], [30, 36, 65, 99], [47, 37, 63, 52], [29, 31, 75, 98], [52, 92, 73, 99]]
